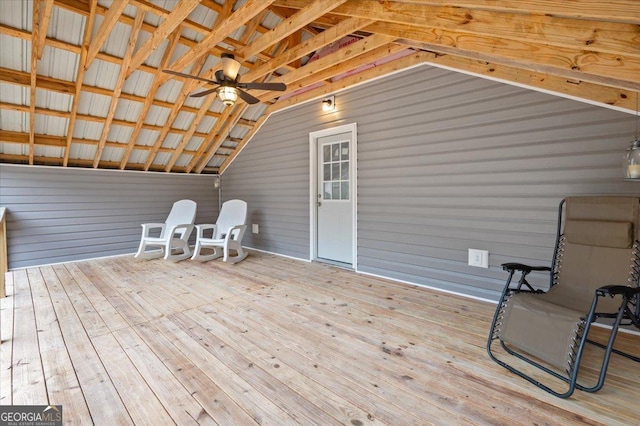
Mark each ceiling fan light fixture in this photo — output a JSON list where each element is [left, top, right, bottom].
[[217, 86, 238, 106], [221, 53, 241, 81]]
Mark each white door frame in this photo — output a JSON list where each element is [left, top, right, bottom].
[[309, 122, 358, 269]]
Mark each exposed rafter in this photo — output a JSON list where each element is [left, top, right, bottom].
[[0, 0, 637, 174], [93, 9, 145, 168]]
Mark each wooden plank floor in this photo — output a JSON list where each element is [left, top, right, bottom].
[[1, 251, 639, 425]]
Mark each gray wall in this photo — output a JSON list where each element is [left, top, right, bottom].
[[0, 164, 218, 269], [222, 64, 640, 300]]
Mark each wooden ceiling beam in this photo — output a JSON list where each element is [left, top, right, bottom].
[[192, 104, 248, 174], [144, 56, 209, 171], [164, 93, 217, 173], [167, 0, 276, 73], [270, 50, 430, 112], [120, 28, 182, 169], [0, 68, 225, 123], [0, 101, 217, 141], [275, 0, 640, 58], [238, 0, 347, 61], [283, 43, 407, 94], [126, 0, 200, 78], [368, 22, 640, 91], [0, 129, 203, 156], [36, 0, 55, 59], [394, 40, 638, 112], [84, 0, 129, 69], [64, 0, 96, 167], [269, 5, 344, 29], [29, 0, 41, 165], [0, 23, 159, 75], [265, 33, 397, 89], [243, 16, 374, 82], [93, 9, 144, 168], [0, 130, 66, 147], [385, 0, 640, 23], [162, 1, 240, 174]]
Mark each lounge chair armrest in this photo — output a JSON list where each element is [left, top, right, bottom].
[[596, 285, 640, 298], [501, 263, 551, 293], [501, 263, 551, 273]]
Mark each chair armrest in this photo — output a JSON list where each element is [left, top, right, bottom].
[[501, 263, 550, 294], [167, 223, 195, 239], [226, 224, 247, 241], [141, 223, 166, 237], [501, 263, 551, 273], [195, 224, 217, 238], [596, 285, 640, 298]]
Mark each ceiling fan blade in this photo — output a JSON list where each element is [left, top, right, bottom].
[[240, 82, 287, 91], [236, 89, 260, 105], [189, 88, 218, 98], [163, 69, 217, 85], [221, 53, 241, 81]]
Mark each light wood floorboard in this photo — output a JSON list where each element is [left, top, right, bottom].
[[1, 251, 639, 425]]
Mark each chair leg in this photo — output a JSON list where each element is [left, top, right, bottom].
[[223, 243, 248, 263], [134, 241, 164, 260], [191, 242, 223, 262], [163, 240, 192, 262]]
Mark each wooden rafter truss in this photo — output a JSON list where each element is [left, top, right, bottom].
[[0, 0, 638, 174]]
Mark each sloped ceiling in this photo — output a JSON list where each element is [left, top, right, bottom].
[[0, 0, 638, 174]]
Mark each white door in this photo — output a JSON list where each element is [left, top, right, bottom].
[[316, 131, 354, 265]]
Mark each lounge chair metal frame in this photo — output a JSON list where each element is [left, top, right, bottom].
[[487, 197, 640, 398]]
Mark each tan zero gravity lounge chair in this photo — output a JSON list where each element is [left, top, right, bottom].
[[134, 199, 197, 261], [487, 196, 640, 398], [191, 199, 248, 263]]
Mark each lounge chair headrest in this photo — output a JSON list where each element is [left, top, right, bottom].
[[564, 219, 634, 248]]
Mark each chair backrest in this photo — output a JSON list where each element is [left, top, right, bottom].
[[215, 199, 247, 238], [549, 196, 640, 312], [164, 199, 197, 237]]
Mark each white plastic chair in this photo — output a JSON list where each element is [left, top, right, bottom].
[[191, 199, 248, 263], [134, 199, 197, 261]]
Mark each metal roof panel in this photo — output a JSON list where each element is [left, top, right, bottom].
[[0, 110, 27, 133]]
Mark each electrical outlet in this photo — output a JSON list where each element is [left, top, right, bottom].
[[252, 224, 259, 234], [468, 249, 489, 268]]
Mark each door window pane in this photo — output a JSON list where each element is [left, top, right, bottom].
[[341, 161, 349, 180], [341, 142, 349, 160], [331, 163, 340, 181], [324, 182, 332, 199], [323, 145, 331, 162], [323, 164, 331, 181], [332, 144, 340, 161], [332, 182, 341, 200], [341, 182, 349, 200]]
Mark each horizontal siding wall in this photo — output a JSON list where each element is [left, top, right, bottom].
[[223, 64, 639, 300], [0, 164, 218, 269]]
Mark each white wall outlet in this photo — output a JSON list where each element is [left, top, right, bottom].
[[252, 224, 259, 234], [468, 249, 489, 268]]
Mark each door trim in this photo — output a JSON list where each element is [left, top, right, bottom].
[[309, 123, 358, 269]]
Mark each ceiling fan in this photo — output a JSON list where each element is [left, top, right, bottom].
[[163, 53, 286, 106]]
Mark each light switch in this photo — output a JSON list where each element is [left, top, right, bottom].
[[468, 249, 489, 268]]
